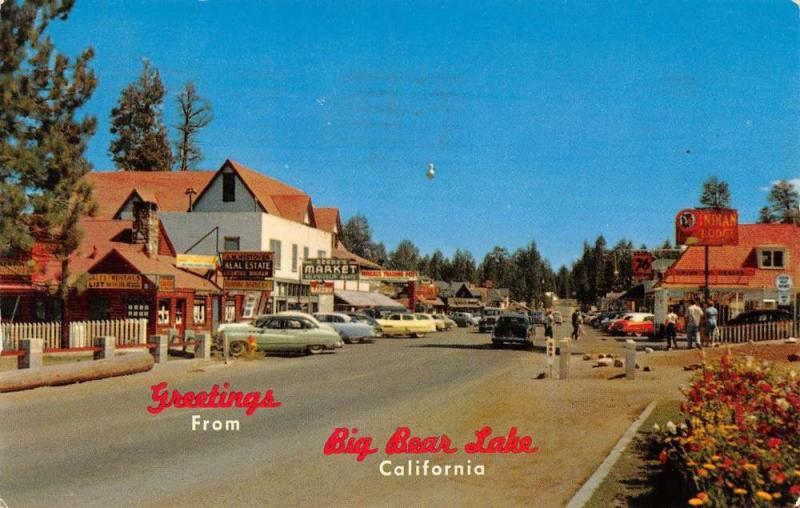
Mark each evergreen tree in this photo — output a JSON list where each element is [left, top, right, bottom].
[[450, 249, 477, 283], [109, 60, 172, 170], [367, 241, 388, 266], [555, 265, 571, 299], [766, 180, 800, 224], [699, 176, 732, 209], [757, 206, 775, 224], [341, 214, 373, 258], [427, 250, 448, 280], [1, 0, 98, 345], [173, 82, 212, 171], [389, 240, 419, 270]]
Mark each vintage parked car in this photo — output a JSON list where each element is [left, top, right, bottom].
[[314, 312, 376, 343], [609, 312, 655, 337], [726, 309, 792, 325], [345, 312, 380, 327], [432, 313, 457, 330], [600, 311, 626, 331], [413, 313, 439, 333], [479, 307, 502, 333], [450, 312, 474, 328], [491, 313, 535, 349], [376, 313, 434, 338], [529, 311, 546, 326], [221, 314, 343, 356]]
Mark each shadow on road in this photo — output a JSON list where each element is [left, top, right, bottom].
[[412, 343, 535, 352]]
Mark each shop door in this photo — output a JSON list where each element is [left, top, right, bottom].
[[175, 299, 186, 337], [212, 298, 220, 332]]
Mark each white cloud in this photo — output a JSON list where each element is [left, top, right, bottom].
[[761, 178, 800, 192]]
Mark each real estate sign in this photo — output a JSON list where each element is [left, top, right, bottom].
[[675, 208, 739, 246], [301, 258, 360, 281], [220, 251, 274, 291]]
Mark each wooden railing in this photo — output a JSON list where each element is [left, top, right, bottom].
[[716, 320, 796, 344], [1, 319, 148, 350]]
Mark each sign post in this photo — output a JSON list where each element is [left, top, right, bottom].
[[545, 338, 556, 379]]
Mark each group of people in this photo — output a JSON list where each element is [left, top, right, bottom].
[[663, 299, 718, 350], [542, 309, 583, 341]]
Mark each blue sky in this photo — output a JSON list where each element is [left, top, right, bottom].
[[49, 0, 800, 269]]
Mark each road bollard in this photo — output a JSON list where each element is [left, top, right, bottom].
[[148, 334, 168, 364], [93, 336, 116, 360], [625, 340, 636, 380], [18, 338, 43, 369], [223, 333, 230, 365], [546, 338, 556, 379], [195, 332, 211, 360], [559, 337, 570, 380]]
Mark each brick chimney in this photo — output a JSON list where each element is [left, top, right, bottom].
[[132, 200, 159, 257]]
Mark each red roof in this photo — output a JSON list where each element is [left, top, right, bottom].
[[314, 207, 341, 233], [86, 171, 214, 219], [661, 223, 800, 289], [271, 195, 315, 225]]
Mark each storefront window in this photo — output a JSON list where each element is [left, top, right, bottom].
[[225, 300, 236, 322], [175, 302, 184, 326], [242, 293, 259, 319], [158, 300, 170, 325], [193, 300, 206, 324], [35, 300, 46, 321], [89, 297, 109, 321]]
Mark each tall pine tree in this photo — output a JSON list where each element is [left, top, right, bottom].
[[174, 82, 212, 171], [109, 59, 172, 170]]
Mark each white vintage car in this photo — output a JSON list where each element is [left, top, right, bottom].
[[376, 313, 435, 338]]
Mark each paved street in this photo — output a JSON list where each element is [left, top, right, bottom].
[[0, 324, 685, 508]]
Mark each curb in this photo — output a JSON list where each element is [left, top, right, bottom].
[[565, 399, 659, 508]]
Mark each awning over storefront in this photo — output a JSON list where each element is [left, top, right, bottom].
[[335, 290, 404, 308], [419, 297, 445, 306], [447, 297, 483, 309]]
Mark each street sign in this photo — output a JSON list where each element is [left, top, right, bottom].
[[87, 274, 143, 290], [675, 208, 738, 246], [301, 258, 359, 281], [309, 281, 334, 295], [632, 251, 654, 281], [778, 291, 791, 306], [775, 273, 793, 291]]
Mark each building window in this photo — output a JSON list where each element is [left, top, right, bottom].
[[759, 248, 786, 269], [242, 293, 259, 319], [224, 236, 240, 251], [222, 172, 236, 202], [126, 298, 149, 319], [175, 303, 184, 326], [158, 300, 170, 325], [270, 239, 282, 269], [89, 297, 109, 321], [292, 244, 298, 272], [193, 300, 206, 324], [35, 300, 46, 321], [303, 246, 310, 260], [224, 300, 236, 322], [318, 250, 327, 258]]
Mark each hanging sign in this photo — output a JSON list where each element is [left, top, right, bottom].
[[675, 209, 738, 246], [175, 254, 218, 270], [301, 258, 360, 281], [220, 251, 273, 291], [309, 281, 334, 295], [360, 270, 418, 282]]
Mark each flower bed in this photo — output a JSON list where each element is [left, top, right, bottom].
[[655, 354, 799, 506]]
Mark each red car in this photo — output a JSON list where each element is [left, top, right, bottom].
[[609, 313, 655, 337]]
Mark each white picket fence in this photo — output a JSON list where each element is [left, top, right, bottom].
[[717, 320, 797, 344], [69, 319, 148, 348], [0, 319, 148, 350]]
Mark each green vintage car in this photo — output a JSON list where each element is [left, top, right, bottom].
[[222, 315, 343, 356]]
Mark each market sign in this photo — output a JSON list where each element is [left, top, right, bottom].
[[675, 208, 738, 246], [87, 274, 143, 290], [175, 254, 218, 270], [309, 281, 334, 295], [360, 270, 418, 282], [301, 258, 360, 281], [220, 251, 273, 291], [632, 251, 654, 281]]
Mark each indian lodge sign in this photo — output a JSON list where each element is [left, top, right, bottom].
[[220, 251, 274, 291], [302, 258, 360, 281], [675, 208, 738, 246]]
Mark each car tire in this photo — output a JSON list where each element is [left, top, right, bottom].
[[308, 345, 324, 355], [229, 340, 247, 358]]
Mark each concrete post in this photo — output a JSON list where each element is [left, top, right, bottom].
[[223, 333, 230, 365], [558, 337, 570, 380], [195, 332, 211, 360], [18, 338, 43, 369], [93, 336, 116, 360], [148, 334, 168, 364], [167, 328, 179, 345], [625, 339, 636, 380]]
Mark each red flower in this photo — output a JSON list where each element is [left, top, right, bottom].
[[659, 449, 668, 465], [766, 437, 782, 449], [790, 485, 800, 496]]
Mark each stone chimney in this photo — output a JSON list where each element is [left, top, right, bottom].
[[132, 200, 159, 257]]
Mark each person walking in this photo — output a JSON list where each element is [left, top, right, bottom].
[[664, 307, 678, 350], [571, 310, 582, 340], [704, 300, 719, 346], [685, 299, 703, 349], [544, 310, 554, 339]]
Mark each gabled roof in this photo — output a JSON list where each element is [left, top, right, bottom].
[[314, 207, 341, 234], [661, 223, 800, 288], [272, 195, 316, 226], [85, 171, 215, 219]]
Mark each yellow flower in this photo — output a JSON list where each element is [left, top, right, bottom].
[[772, 492, 781, 499], [688, 497, 705, 506], [711, 455, 721, 461], [697, 493, 709, 502], [744, 463, 757, 471], [733, 488, 747, 495], [698, 469, 709, 478], [703, 463, 716, 470], [755, 491, 772, 501], [794, 469, 800, 477]]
